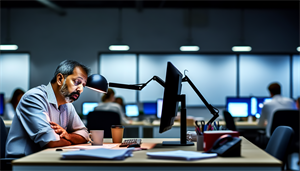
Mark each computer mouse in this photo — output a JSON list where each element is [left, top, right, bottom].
[[128, 143, 141, 148]]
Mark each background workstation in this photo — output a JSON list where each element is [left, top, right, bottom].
[[0, 1, 299, 119]]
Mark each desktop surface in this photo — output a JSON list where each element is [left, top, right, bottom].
[[12, 137, 281, 171]]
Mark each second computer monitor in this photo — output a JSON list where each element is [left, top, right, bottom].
[[143, 102, 157, 116], [226, 97, 251, 117], [125, 104, 139, 117]]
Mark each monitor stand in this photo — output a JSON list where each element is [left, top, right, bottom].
[[162, 94, 194, 146]]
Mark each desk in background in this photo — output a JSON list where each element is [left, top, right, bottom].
[[12, 137, 281, 171]]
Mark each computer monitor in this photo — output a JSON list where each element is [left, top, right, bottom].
[[82, 102, 99, 116], [125, 104, 139, 117], [156, 99, 163, 119], [143, 102, 157, 116], [255, 97, 272, 118], [226, 97, 251, 117], [0, 93, 4, 116], [159, 62, 182, 134]]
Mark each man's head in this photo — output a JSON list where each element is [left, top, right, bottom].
[[51, 60, 90, 103], [268, 82, 281, 97]]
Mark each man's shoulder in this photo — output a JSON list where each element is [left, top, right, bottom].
[[23, 85, 47, 99]]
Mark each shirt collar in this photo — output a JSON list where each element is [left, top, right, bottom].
[[46, 82, 66, 111]]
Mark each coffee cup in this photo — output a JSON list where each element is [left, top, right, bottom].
[[90, 130, 104, 145], [111, 125, 124, 143]]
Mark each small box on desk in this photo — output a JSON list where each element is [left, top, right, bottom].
[[203, 130, 240, 152]]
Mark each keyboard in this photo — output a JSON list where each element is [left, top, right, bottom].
[[119, 139, 142, 148]]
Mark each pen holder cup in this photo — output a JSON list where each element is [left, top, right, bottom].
[[197, 135, 204, 151]]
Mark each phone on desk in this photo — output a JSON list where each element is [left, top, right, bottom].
[[207, 134, 241, 157]]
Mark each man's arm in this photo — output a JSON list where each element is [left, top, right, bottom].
[[50, 121, 88, 145], [46, 138, 72, 148]]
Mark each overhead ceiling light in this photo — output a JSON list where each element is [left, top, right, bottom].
[[109, 8, 130, 51], [1, 9, 18, 51], [109, 45, 130, 51], [297, 46, 300, 52], [232, 9, 252, 52], [232, 46, 252, 52], [180, 8, 200, 52], [180, 45, 199, 51], [0, 44, 18, 50]]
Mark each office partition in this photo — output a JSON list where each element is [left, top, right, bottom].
[[0, 53, 30, 100], [239, 54, 290, 97]]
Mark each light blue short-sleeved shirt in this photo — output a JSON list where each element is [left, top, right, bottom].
[[5, 83, 89, 157]]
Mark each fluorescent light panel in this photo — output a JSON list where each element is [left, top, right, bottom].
[[109, 45, 130, 51], [0, 44, 18, 50], [232, 46, 252, 52], [180, 46, 199, 51]]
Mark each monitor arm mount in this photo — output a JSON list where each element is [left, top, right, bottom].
[[182, 75, 219, 125], [109, 75, 165, 90]]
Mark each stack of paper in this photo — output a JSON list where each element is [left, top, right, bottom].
[[61, 148, 134, 160], [147, 150, 217, 161]]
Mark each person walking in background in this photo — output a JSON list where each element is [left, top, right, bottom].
[[3, 88, 25, 120]]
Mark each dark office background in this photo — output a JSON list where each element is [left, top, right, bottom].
[[0, 0, 299, 119]]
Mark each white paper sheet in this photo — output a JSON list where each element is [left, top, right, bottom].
[[147, 150, 217, 161], [61, 148, 134, 160], [61, 144, 117, 150]]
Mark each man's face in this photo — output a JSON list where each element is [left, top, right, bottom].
[[60, 66, 88, 103]]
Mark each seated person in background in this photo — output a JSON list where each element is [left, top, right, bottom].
[[6, 60, 90, 158], [3, 88, 25, 120], [258, 82, 297, 138], [115, 96, 125, 113], [94, 88, 131, 125]]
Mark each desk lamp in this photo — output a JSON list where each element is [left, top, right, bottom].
[[86, 74, 108, 93]]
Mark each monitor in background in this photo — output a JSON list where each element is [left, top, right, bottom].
[[0, 93, 4, 116], [156, 99, 163, 119], [125, 104, 139, 117], [82, 102, 99, 116], [256, 97, 272, 118], [226, 97, 251, 117], [143, 102, 157, 116]]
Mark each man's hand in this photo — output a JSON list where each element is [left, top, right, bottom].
[[50, 121, 70, 140]]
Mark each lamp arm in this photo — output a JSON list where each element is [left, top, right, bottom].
[[109, 75, 165, 91], [182, 75, 219, 124]]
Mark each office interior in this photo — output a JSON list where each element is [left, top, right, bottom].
[[0, 1, 299, 170]]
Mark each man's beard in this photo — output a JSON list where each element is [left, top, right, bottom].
[[60, 80, 80, 103]]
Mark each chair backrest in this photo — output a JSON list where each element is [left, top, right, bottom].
[[87, 111, 121, 138], [223, 110, 237, 131], [270, 110, 299, 152], [0, 117, 8, 158], [265, 126, 294, 167]]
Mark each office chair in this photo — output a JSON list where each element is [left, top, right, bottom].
[[270, 110, 299, 170], [0, 117, 17, 171], [265, 126, 294, 170], [87, 111, 121, 138], [223, 110, 237, 131]]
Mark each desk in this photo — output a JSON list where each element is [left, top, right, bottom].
[[12, 137, 281, 171]]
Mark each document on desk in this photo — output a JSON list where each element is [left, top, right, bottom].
[[147, 150, 217, 161], [61, 148, 134, 160], [61, 144, 117, 150]]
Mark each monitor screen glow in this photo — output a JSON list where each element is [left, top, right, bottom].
[[228, 102, 248, 117], [82, 102, 99, 116], [0, 93, 4, 116], [143, 102, 157, 115], [125, 104, 139, 117], [156, 99, 163, 119]]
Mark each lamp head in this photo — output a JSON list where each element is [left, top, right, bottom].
[[86, 74, 108, 93]]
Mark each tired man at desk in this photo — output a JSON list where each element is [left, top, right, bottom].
[[5, 60, 90, 158]]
